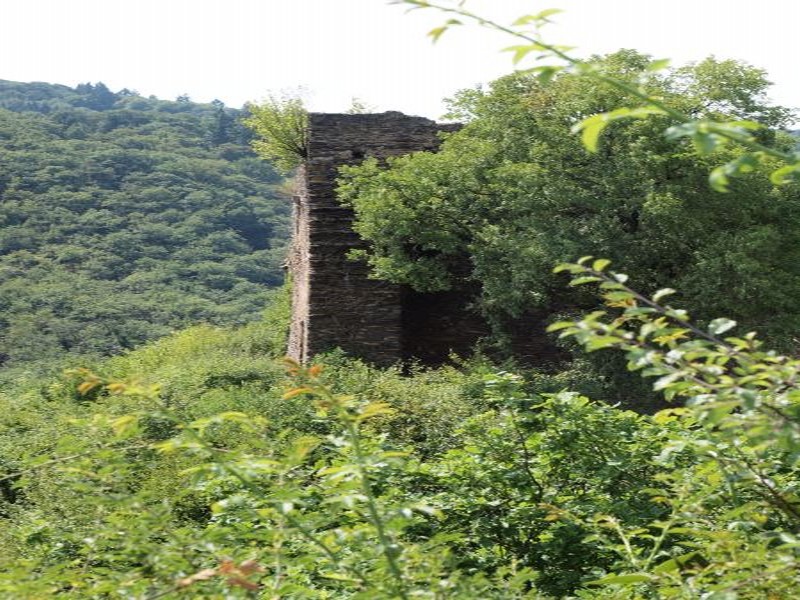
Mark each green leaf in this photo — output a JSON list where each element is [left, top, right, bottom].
[[646, 58, 670, 71], [553, 262, 587, 274], [710, 153, 761, 192], [574, 107, 665, 152], [569, 276, 602, 286], [729, 154, 758, 173], [604, 291, 634, 302], [520, 65, 562, 85], [691, 132, 719, 155], [654, 371, 685, 391], [653, 551, 703, 573], [652, 288, 676, 302], [502, 44, 541, 65], [708, 318, 737, 335], [592, 258, 611, 272], [709, 166, 730, 192], [512, 14, 539, 26], [111, 414, 139, 437], [547, 321, 575, 332], [512, 9, 562, 26], [586, 335, 620, 351], [533, 8, 563, 20], [575, 114, 606, 153], [428, 26, 448, 43], [770, 163, 800, 185], [627, 105, 667, 119]]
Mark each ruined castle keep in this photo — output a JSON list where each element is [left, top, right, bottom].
[[287, 112, 556, 366]]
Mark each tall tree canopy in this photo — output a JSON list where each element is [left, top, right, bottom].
[[339, 51, 799, 344]]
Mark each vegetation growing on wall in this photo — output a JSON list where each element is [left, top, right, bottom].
[[244, 94, 308, 174]]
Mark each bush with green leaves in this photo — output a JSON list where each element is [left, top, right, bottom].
[[400, 374, 687, 597], [0, 316, 696, 598], [546, 258, 800, 598], [3, 276, 799, 597]]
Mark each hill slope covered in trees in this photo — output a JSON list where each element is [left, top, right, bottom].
[[0, 80, 289, 374]]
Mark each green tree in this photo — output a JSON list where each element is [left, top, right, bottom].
[[339, 52, 800, 345], [75, 82, 117, 110], [206, 99, 236, 146]]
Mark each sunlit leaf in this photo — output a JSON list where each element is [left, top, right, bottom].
[[652, 288, 676, 302], [592, 258, 611, 272], [427, 26, 448, 43], [770, 163, 800, 185], [646, 58, 670, 71], [708, 318, 737, 335]]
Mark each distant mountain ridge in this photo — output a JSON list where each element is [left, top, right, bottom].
[[0, 79, 221, 114]]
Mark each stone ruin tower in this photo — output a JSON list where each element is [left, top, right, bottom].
[[287, 111, 557, 367]]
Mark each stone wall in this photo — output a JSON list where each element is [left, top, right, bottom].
[[287, 111, 562, 367], [287, 112, 459, 366]]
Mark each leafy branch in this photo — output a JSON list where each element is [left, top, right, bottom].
[[397, 0, 800, 190], [550, 257, 800, 524], [283, 361, 412, 598]]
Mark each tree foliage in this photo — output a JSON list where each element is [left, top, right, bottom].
[[545, 259, 800, 597], [244, 94, 308, 174], [339, 52, 800, 347], [399, 0, 800, 189]]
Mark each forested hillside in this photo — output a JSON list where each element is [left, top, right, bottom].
[[0, 80, 289, 374]]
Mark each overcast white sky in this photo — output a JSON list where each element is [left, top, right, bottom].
[[2, 1, 798, 119]]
